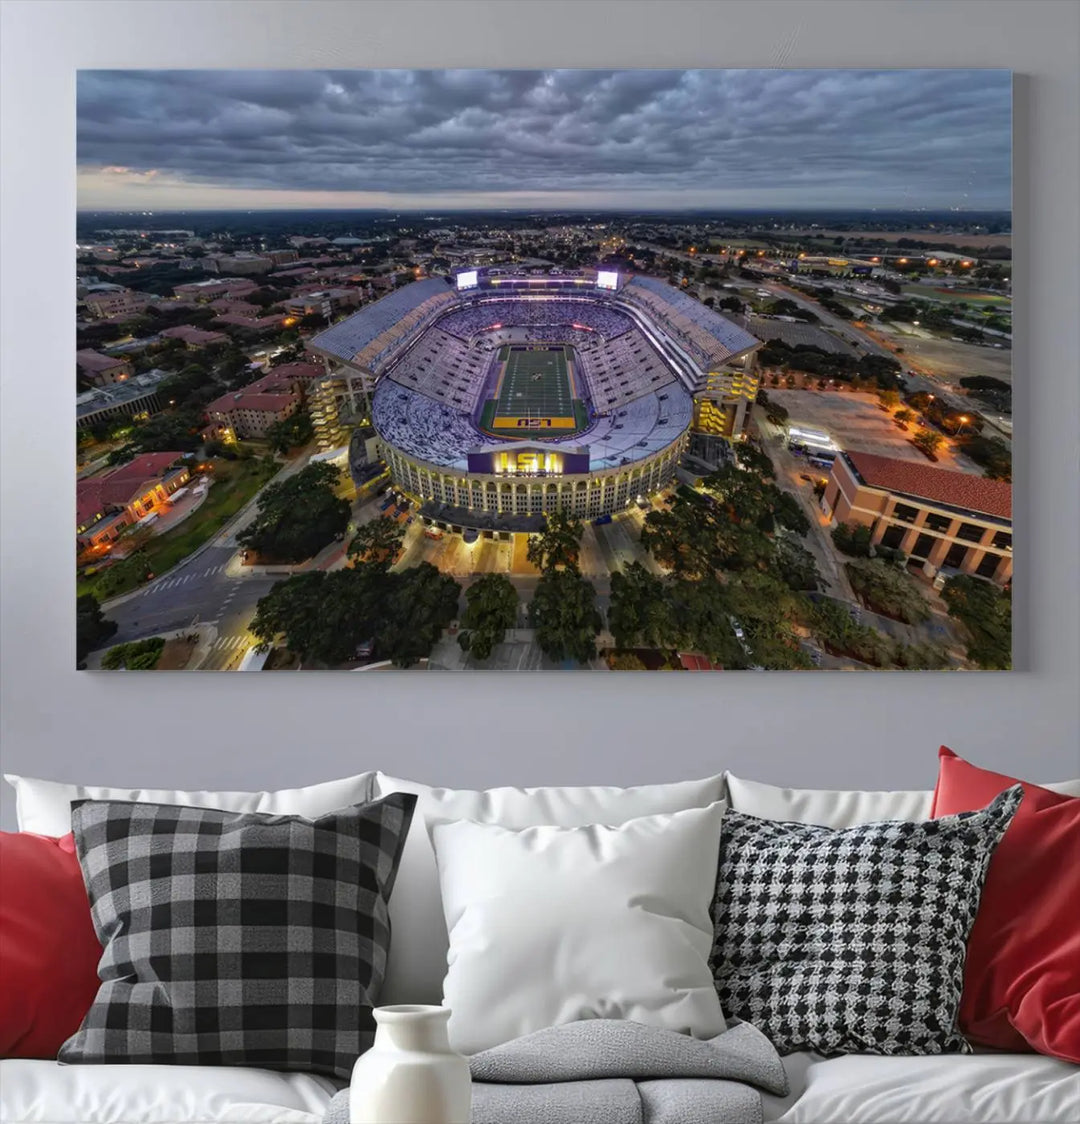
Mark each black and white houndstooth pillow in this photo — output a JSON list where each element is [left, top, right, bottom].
[[710, 785, 1022, 1057], [60, 793, 416, 1079]]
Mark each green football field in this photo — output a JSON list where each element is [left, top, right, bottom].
[[493, 346, 575, 423]]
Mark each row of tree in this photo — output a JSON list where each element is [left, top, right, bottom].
[[756, 340, 904, 389]]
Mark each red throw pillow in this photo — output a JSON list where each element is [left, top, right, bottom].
[[0, 832, 102, 1057], [932, 746, 1080, 1062]]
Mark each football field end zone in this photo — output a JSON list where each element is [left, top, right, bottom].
[[493, 415, 579, 430]]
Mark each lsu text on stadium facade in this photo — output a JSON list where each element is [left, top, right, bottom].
[[307, 270, 762, 528]]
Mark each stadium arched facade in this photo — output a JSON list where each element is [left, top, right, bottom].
[[308, 270, 761, 527]]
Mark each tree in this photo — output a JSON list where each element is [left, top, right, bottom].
[[832, 521, 874, 557], [665, 575, 745, 667], [526, 509, 584, 573], [348, 516, 405, 571], [607, 562, 674, 650], [773, 536, 822, 591], [458, 573, 519, 661], [913, 429, 944, 458], [89, 550, 155, 598], [877, 388, 901, 410], [264, 410, 314, 454], [111, 409, 204, 459], [375, 563, 462, 667], [960, 435, 1012, 482], [942, 575, 1012, 670], [251, 570, 381, 666], [247, 287, 282, 309], [76, 594, 117, 667], [845, 559, 931, 625], [528, 569, 601, 664], [734, 443, 775, 479], [101, 637, 165, 670], [895, 408, 915, 424], [160, 363, 213, 410], [809, 597, 896, 667], [251, 563, 461, 668], [857, 353, 903, 387], [725, 571, 813, 669], [238, 461, 349, 563]]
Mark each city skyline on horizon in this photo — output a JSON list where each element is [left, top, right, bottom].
[[77, 69, 1012, 213]]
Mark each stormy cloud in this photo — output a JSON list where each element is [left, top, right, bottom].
[[76, 69, 1012, 210]]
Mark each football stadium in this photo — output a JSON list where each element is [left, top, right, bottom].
[[308, 269, 762, 532]]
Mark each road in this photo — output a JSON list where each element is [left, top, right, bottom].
[[104, 544, 281, 669], [97, 447, 329, 670]]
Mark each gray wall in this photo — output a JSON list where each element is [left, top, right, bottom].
[[2, 0, 1078, 830]]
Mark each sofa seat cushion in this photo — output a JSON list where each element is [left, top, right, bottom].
[[0, 1059, 339, 1124], [764, 1050, 1080, 1123]]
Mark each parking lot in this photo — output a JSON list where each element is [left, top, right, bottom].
[[765, 389, 980, 472], [396, 523, 514, 576], [870, 321, 1013, 385]]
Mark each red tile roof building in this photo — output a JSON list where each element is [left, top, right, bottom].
[[83, 288, 151, 321], [213, 311, 283, 330], [203, 374, 301, 441], [159, 325, 230, 349], [76, 349, 133, 387], [823, 451, 1012, 585], [172, 277, 259, 301], [77, 453, 191, 552]]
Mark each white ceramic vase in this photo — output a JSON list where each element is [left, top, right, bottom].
[[350, 1005, 471, 1124]]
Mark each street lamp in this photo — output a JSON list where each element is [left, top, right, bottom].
[[956, 414, 970, 437]]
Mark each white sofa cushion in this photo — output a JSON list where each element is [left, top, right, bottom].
[[724, 771, 1080, 828], [764, 1050, 1080, 1123], [373, 772, 725, 1005], [431, 803, 727, 1055], [0, 1058, 339, 1123], [3, 772, 376, 836], [723, 773, 933, 827]]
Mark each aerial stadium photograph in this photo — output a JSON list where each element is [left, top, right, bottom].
[[73, 68, 1014, 672]]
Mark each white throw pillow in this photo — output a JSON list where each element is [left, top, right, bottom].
[[723, 771, 1080, 828], [3, 772, 376, 836], [430, 802, 727, 1055], [373, 772, 725, 1005]]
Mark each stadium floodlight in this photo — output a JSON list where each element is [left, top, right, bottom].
[[596, 271, 619, 291], [456, 270, 479, 290]]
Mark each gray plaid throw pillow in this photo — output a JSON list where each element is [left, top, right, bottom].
[[710, 785, 1022, 1057], [59, 793, 416, 1079]]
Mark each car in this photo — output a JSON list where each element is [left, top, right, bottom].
[[799, 474, 815, 483]]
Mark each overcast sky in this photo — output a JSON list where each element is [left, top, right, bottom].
[[76, 69, 1011, 212]]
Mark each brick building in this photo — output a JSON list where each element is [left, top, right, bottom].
[[76, 453, 191, 552], [76, 349, 133, 387], [822, 451, 1012, 585]]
